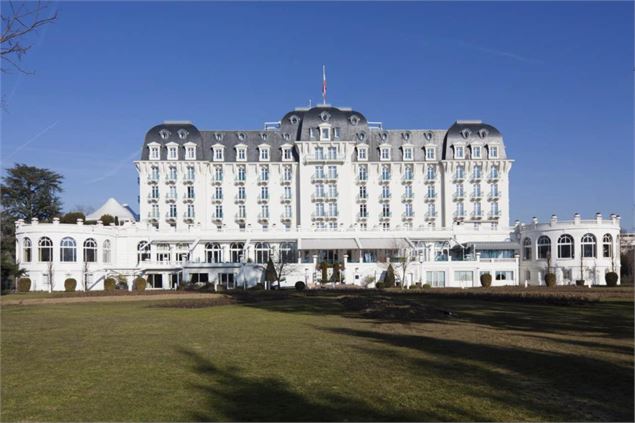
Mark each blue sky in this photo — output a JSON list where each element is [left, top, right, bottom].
[[2, 1, 633, 228]]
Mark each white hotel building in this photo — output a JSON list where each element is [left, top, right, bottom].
[[14, 105, 622, 290]]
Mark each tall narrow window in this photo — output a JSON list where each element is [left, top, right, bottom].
[[603, 234, 613, 258], [557, 234, 574, 259], [537, 236, 551, 259], [83, 238, 97, 262], [103, 240, 111, 263], [255, 242, 270, 264], [230, 243, 244, 263], [523, 237, 531, 260], [23, 238, 32, 262], [358, 165, 368, 181], [137, 241, 151, 263], [581, 233, 596, 258], [205, 243, 222, 263], [60, 237, 77, 262]]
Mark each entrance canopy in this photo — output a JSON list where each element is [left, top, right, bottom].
[[357, 238, 410, 249]]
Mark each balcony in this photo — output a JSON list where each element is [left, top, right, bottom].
[[257, 177, 269, 185], [281, 177, 292, 185], [183, 175, 195, 184], [257, 195, 270, 203], [357, 213, 368, 220], [234, 213, 246, 222], [402, 212, 415, 220], [356, 176, 368, 184], [211, 175, 224, 185], [234, 195, 246, 203], [379, 193, 392, 202], [488, 211, 501, 219], [471, 212, 483, 220], [356, 194, 368, 202], [311, 174, 326, 183], [425, 211, 438, 220], [280, 195, 292, 203], [424, 193, 437, 202], [147, 212, 160, 221], [312, 211, 338, 220], [402, 175, 414, 184], [470, 192, 482, 201], [209, 194, 222, 203], [280, 214, 293, 221], [379, 212, 392, 220], [379, 176, 391, 184], [211, 213, 224, 222], [453, 192, 465, 201], [234, 177, 246, 185], [147, 195, 159, 203], [304, 153, 346, 164], [165, 176, 177, 184], [324, 173, 338, 182], [470, 174, 482, 182], [453, 212, 466, 220], [402, 193, 414, 202], [183, 213, 195, 222], [165, 213, 177, 222], [258, 213, 270, 222], [424, 176, 436, 183], [453, 173, 465, 182], [183, 195, 195, 203], [488, 192, 500, 201], [487, 174, 500, 182], [147, 176, 159, 184]]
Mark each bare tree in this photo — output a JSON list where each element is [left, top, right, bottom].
[[1, 1, 57, 74], [82, 260, 90, 291], [392, 240, 417, 289]]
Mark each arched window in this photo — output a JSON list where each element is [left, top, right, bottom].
[[581, 233, 596, 258], [60, 237, 77, 262], [557, 234, 574, 259], [522, 237, 531, 260], [603, 234, 613, 258], [23, 238, 32, 262], [279, 242, 296, 264], [205, 242, 222, 263], [83, 238, 97, 262], [254, 242, 270, 264], [137, 241, 151, 263], [229, 242, 244, 263], [103, 240, 111, 263], [537, 236, 551, 259], [38, 237, 53, 262]]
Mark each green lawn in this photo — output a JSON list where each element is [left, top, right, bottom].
[[1, 291, 633, 422]]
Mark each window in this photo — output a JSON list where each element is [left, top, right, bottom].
[[333, 127, 341, 139], [83, 238, 97, 262], [23, 238, 32, 262], [382, 185, 390, 199], [405, 203, 413, 217], [426, 147, 435, 160], [382, 204, 390, 218], [427, 185, 435, 198], [426, 166, 436, 180], [149, 146, 160, 160], [473, 184, 481, 197], [60, 237, 77, 262], [230, 243, 244, 263], [320, 127, 330, 141], [315, 147, 324, 160], [186, 204, 195, 218], [260, 204, 269, 218], [205, 243, 222, 263], [456, 202, 465, 217], [259, 146, 270, 161], [426, 271, 445, 287], [403, 147, 413, 160], [328, 184, 337, 198], [316, 203, 325, 216], [237, 147, 247, 161], [474, 202, 482, 217], [456, 183, 464, 196], [381, 165, 391, 181], [279, 242, 296, 263], [455, 165, 465, 179], [213, 147, 224, 161], [489, 146, 499, 159], [214, 205, 223, 219], [603, 234, 613, 258], [359, 203, 367, 218], [283, 166, 292, 181], [166, 185, 176, 200], [168, 166, 177, 181], [315, 165, 325, 178], [255, 242, 270, 264], [472, 146, 481, 159], [259, 166, 269, 181], [150, 185, 159, 199], [455, 146, 464, 159], [404, 165, 414, 180], [156, 243, 170, 263], [185, 145, 196, 160], [327, 146, 337, 160], [357, 146, 368, 161], [455, 271, 473, 285], [38, 237, 53, 262], [327, 165, 337, 178], [581, 233, 597, 258], [284, 186, 292, 199], [282, 148, 292, 161], [212, 186, 221, 200], [167, 145, 178, 160], [523, 237, 531, 260], [380, 147, 391, 161], [150, 166, 159, 180], [238, 186, 245, 200], [103, 240, 111, 263], [186, 166, 195, 181], [495, 271, 514, 281], [260, 186, 269, 200], [537, 236, 550, 259], [473, 165, 482, 179], [427, 204, 436, 217], [237, 166, 246, 181], [490, 184, 499, 197], [358, 165, 368, 181], [557, 234, 574, 259], [359, 185, 367, 199], [284, 204, 292, 218], [238, 204, 246, 218], [137, 241, 151, 263], [168, 204, 177, 218]]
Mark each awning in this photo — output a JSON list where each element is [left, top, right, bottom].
[[357, 238, 409, 249], [300, 238, 359, 250], [470, 241, 520, 250]]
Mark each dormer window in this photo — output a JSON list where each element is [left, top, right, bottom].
[[212, 145, 224, 162], [235, 144, 247, 162], [177, 129, 189, 140], [489, 145, 499, 159], [426, 147, 436, 160], [159, 129, 170, 140], [349, 115, 360, 125], [352, 143, 366, 161], [472, 146, 481, 159], [333, 127, 341, 139], [403, 146, 413, 161], [309, 128, 316, 139], [148, 143, 160, 160], [281, 145, 293, 161], [166, 143, 178, 160], [320, 126, 331, 141], [259, 145, 270, 161], [184, 142, 196, 160], [380, 146, 391, 161], [455, 146, 465, 159]]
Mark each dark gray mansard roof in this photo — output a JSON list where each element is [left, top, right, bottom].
[[140, 106, 506, 162]]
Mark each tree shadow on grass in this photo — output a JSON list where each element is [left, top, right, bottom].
[[178, 347, 454, 422], [324, 327, 635, 422]]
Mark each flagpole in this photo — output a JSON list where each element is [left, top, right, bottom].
[[322, 65, 327, 105]]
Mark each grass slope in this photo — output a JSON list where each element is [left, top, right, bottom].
[[1, 291, 633, 422]]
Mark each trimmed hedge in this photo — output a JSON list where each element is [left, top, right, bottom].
[[422, 283, 432, 289], [384, 264, 396, 288], [480, 273, 492, 288], [605, 272, 619, 287], [64, 278, 77, 292], [295, 281, 306, 291], [545, 273, 557, 287], [17, 278, 31, 293], [575, 279, 585, 287], [104, 277, 117, 291], [375, 282, 385, 289], [133, 276, 147, 291]]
